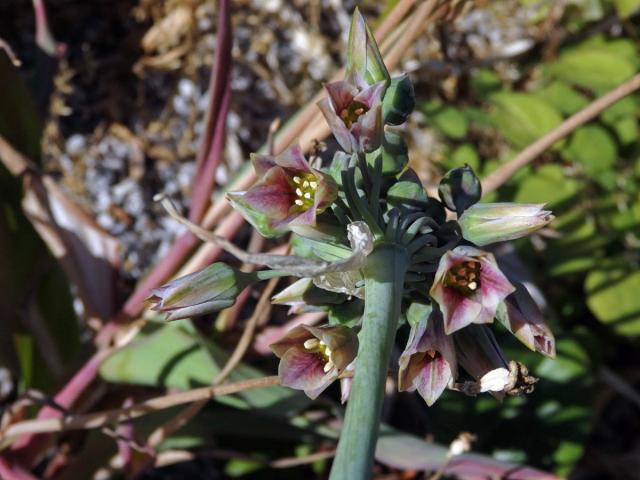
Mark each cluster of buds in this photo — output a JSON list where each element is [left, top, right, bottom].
[[149, 9, 555, 409]]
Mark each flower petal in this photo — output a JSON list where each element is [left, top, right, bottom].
[[269, 325, 314, 358], [318, 97, 357, 153], [278, 347, 332, 393], [412, 352, 453, 406], [274, 144, 311, 173], [251, 153, 277, 176]]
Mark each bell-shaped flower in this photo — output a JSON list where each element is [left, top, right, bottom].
[[270, 324, 358, 399], [227, 145, 338, 238], [148, 263, 254, 321], [318, 73, 386, 153], [458, 203, 554, 246], [398, 305, 457, 406], [452, 324, 511, 396], [430, 246, 515, 334], [496, 282, 555, 357]]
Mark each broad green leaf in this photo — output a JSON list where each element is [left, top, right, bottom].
[[547, 48, 636, 92], [613, 0, 640, 18], [100, 324, 308, 412], [585, 268, 640, 336], [514, 164, 580, 206], [421, 101, 468, 139], [563, 125, 618, 176], [444, 143, 480, 172], [535, 81, 588, 115], [489, 92, 563, 148]]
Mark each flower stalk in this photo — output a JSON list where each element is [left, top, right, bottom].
[[330, 243, 409, 479]]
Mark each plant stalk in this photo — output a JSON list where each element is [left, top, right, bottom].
[[330, 243, 408, 480]]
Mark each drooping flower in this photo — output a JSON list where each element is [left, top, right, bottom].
[[458, 203, 554, 246], [227, 145, 338, 238], [318, 74, 386, 154], [430, 246, 515, 334], [496, 282, 556, 357], [398, 305, 457, 406], [270, 324, 358, 399], [148, 263, 254, 321]]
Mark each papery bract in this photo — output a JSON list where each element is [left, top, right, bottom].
[[398, 305, 457, 406], [270, 324, 358, 399], [430, 246, 515, 334], [438, 165, 482, 215], [227, 145, 338, 238]]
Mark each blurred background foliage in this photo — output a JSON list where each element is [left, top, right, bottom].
[[1, 0, 640, 479]]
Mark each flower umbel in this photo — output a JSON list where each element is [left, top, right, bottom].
[[431, 246, 516, 334], [270, 324, 358, 399], [227, 145, 338, 238]]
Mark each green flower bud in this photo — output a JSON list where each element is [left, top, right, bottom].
[[438, 165, 482, 215], [148, 263, 256, 321], [458, 203, 554, 246], [382, 74, 415, 125]]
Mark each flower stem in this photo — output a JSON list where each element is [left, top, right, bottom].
[[330, 243, 408, 480]]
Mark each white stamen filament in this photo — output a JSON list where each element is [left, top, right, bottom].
[[323, 361, 334, 373]]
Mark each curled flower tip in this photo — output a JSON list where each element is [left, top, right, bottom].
[[147, 263, 253, 321], [459, 203, 554, 246], [227, 145, 338, 238], [270, 324, 358, 399], [431, 246, 515, 335]]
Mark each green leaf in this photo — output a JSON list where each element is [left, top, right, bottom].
[[444, 143, 480, 172], [489, 92, 563, 148], [100, 324, 308, 412], [547, 48, 636, 92], [535, 81, 589, 115], [514, 164, 580, 206], [585, 268, 640, 336], [613, 0, 640, 17], [563, 125, 618, 176], [421, 101, 468, 139]]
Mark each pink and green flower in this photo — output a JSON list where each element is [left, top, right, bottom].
[[227, 145, 338, 238], [270, 324, 358, 399], [398, 308, 457, 406], [430, 246, 515, 335]]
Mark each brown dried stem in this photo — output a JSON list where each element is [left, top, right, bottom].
[[482, 73, 640, 194]]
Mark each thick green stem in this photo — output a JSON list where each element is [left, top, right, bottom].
[[330, 244, 408, 480]]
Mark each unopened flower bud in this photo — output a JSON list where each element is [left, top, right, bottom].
[[459, 203, 554, 246], [382, 74, 415, 126], [148, 263, 255, 321], [346, 7, 390, 87], [438, 165, 482, 215]]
